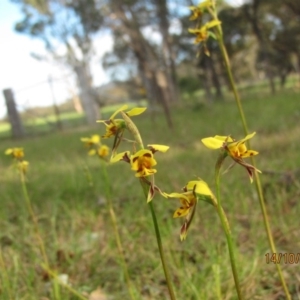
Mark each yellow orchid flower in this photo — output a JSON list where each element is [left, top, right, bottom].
[[97, 105, 146, 139], [5, 147, 24, 159], [97, 145, 110, 158], [80, 135, 100, 146], [80, 134, 110, 159], [110, 145, 168, 202], [169, 192, 197, 218], [111, 145, 169, 177], [131, 149, 157, 177], [189, 6, 203, 21], [188, 20, 221, 44], [18, 160, 29, 174], [189, 0, 212, 20], [164, 180, 214, 240], [201, 132, 261, 182], [81, 134, 100, 155], [5, 147, 29, 175]]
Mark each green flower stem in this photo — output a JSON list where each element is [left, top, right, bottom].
[[0, 248, 13, 300], [100, 162, 137, 300], [20, 170, 88, 300], [214, 159, 243, 300], [209, 7, 291, 298], [140, 179, 177, 300], [125, 116, 176, 300], [20, 171, 49, 266]]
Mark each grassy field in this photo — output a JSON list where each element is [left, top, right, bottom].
[[0, 88, 300, 299]]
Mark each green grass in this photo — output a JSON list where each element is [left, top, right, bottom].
[[0, 88, 300, 299]]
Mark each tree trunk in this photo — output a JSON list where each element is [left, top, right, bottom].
[[155, 0, 179, 103], [3, 88, 25, 138], [112, 3, 173, 128], [74, 64, 100, 125], [208, 55, 223, 100], [244, 0, 276, 94]]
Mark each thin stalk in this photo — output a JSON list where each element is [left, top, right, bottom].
[[140, 180, 177, 300], [20, 170, 88, 300], [210, 9, 291, 298], [122, 112, 176, 299], [20, 171, 49, 266], [41, 265, 88, 300], [0, 248, 13, 300], [101, 162, 137, 300], [214, 160, 243, 300]]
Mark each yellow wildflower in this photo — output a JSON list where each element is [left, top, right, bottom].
[[81, 134, 100, 155], [18, 160, 29, 174], [111, 145, 169, 202], [97, 145, 110, 158], [5, 147, 29, 175], [189, 0, 212, 20], [189, 6, 203, 21], [80, 134, 110, 159], [80, 135, 100, 146], [131, 149, 157, 177], [5, 148, 24, 159], [111, 144, 169, 178], [97, 105, 146, 139], [164, 180, 214, 240], [189, 20, 221, 44], [201, 132, 261, 182]]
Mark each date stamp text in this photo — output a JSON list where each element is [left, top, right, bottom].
[[265, 253, 300, 264]]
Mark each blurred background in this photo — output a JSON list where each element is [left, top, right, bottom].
[[1, 0, 299, 138]]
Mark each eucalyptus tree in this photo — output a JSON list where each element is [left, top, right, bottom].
[[242, 0, 300, 92], [102, 0, 180, 128], [12, 0, 103, 124]]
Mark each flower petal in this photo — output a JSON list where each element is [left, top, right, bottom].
[[164, 192, 190, 201], [126, 107, 147, 116], [131, 149, 155, 162], [134, 168, 156, 177], [201, 137, 224, 149], [110, 151, 130, 163], [185, 180, 213, 196], [236, 132, 256, 145], [5, 148, 13, 155], [110, 105, 128, 120], [91, 135, 100, 144], [88, 149, 96, 156], [173, 206, 190, 218], [205, 20, 222, 29], [80, 137, 89, 142], [147, 144, 169, 153], [240, 150, 259, 158]]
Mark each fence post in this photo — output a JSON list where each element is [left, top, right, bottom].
[[3, 88, 25, 138], [48, 75, 63, 131]]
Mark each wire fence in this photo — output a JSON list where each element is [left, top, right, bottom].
[[0, 74, 86, 139]]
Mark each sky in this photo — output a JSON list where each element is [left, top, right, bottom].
[[0, 0, 112, 119], [0, 0, 244, 119]]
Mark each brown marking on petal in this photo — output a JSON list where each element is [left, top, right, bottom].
[[143, 153, 152, 158], [104, 120, 112, 125], [180, 222, 188, 236], [132, 157, 139, 163], [122, 153, 130, 163], [176, 212, 182, 216], [250, 153, 254, 156]]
